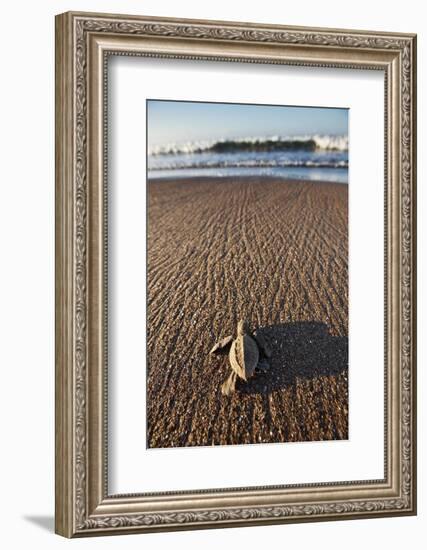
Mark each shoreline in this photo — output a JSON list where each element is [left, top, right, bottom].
[[148, 174, 348, 184], [147, 172, 349, 184]]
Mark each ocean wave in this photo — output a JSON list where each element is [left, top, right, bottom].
[[148, 159, 348, 171], [148, 135, 348, 156]]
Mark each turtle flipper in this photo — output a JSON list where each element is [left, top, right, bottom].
[[210, 335, 233, 354], [253, 330, 272, 358], [221, 370, 237, 396]]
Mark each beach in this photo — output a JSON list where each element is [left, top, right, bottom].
[[147, 176, 348, 448]]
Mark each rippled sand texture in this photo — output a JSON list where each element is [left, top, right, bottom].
[[147, 177, 348, 448]]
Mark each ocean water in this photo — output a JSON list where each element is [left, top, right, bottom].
[[147, 135, 348, 184]]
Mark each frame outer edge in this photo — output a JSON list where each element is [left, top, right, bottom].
[[54, 10, 417, 537], [62, 10, 416, 40], [55, 12, 75, 538], [409, 34, 417, 514]]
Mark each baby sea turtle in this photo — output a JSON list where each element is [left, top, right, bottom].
[[210, 320, 272, 395]]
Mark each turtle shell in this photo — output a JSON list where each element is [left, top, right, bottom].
[[229, 334, 259, 381]]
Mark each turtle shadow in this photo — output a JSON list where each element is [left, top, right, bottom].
[[236, 322, 348, 395]]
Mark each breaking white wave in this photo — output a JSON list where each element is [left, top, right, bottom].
[[148, 135, 348, 156]]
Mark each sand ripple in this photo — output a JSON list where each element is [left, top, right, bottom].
[[147, 177, 348, 448]]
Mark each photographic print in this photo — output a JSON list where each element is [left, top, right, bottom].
[[147, 100, 349, 449]]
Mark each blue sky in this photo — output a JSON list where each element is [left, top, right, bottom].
[[147, 100, 348, 146]]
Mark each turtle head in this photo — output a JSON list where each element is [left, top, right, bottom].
[[237, 319, 249, 336]]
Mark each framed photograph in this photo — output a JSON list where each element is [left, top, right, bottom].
[[55, 11, 417, 537]]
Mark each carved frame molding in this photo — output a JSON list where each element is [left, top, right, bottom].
[[55, 12, 416, 537]]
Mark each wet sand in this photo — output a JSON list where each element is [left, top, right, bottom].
[[147, 176, 348, 448]]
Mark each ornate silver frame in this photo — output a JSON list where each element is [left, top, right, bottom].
[[55, 11, 417, 537]]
